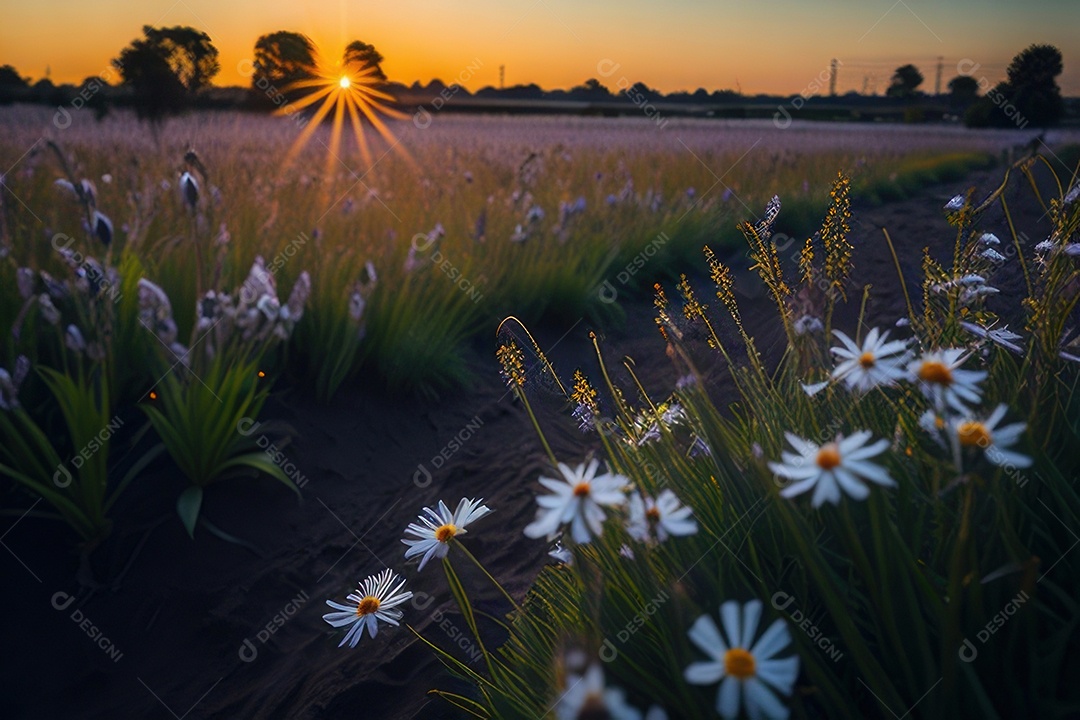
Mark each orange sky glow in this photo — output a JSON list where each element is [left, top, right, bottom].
[[2, 0, 1078, 96]]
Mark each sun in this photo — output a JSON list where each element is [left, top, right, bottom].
[[276, 48, 413, 178]]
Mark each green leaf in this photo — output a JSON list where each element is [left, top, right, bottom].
[[177, 486, 203, 539]]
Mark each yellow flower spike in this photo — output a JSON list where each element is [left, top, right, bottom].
[[571, 369, 599, 413], [677, 274, 707, 321], [821, 173, 853, 299], [495, 340, 527, 389], [799, 235, 816, 286]]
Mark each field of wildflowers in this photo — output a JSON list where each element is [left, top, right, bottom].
[[320, 157, 1080, 717], [1, 103, 1079, 717]]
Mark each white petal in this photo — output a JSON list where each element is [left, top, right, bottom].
[[810, 473, 841, 507], [325, 599, 355, 613], [323, 611, 358, 627], [720, 601, 743, 649], [684, 660, 725, 685], [784, 433, 817, 457], [717, 675, 741, 719], [832, 467, 870, 501], [779, 475, 820, 500], [744, 676, 789, 720], [687, 613, 727, 659], [741, 600, 763, 648], [755, 656, 800, 694], [750, 618, 792, 660], [570, 511, 592, 543], [524, 507, 563, 539], [844, 459, 895, 487]]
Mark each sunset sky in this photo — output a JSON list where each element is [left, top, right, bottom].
[[2, 0, 1079, 95]]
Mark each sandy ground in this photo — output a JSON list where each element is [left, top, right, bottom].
[[0, 152, 1066, 719]]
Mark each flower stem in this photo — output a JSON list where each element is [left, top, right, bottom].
[[454, 541, 522, 613], [518, 386, 557, 467]]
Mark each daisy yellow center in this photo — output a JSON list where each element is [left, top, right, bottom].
[[918, 360, 954, 386], [859, 351, 876, 369], [957, 421, 992, 448], [435, 523, 457, 542], [724, 647, 757, 680], [816, 443, 842, 470], [355, 596, 380, 616], [573, 482, 591, 497], [339, 76, 351, 88], [646, 506, 661, 522]]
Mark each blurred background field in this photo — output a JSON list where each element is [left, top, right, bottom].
[[2, 107, 1067, 396]]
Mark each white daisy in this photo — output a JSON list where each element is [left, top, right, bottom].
[[980, 247, 1007, 263], [950, 403, 1032, 469], [523, 459, 628, 544], [769, 431, 894, 508], [402, 498, 492, 571], [557, 664, 645, 720], [829, 328, 911, 393], [626, 489, 698, 543], [322, 569, 414, 647], [908, 348, 986, 412], [684, 599, 799, 720]]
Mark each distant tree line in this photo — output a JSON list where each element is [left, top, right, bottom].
[[0, 33, 1069, 129]]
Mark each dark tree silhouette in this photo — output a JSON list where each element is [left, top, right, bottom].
[[569, 78, 611, 99], [252, 31, 317, 91], [947, 75, 980, 112], [886, 64, 924, 99], [948, 76, 979, 103], [1005, 44, 1064, 126], [113, 25, 220, 123], [0, 65, 28, 89], [343, 40, 387, 82], [965, 44, 1064, 128], [0, 65, 28, 103]]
